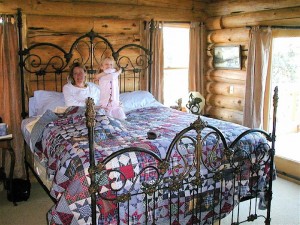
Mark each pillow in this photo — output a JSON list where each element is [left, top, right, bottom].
[[120, 91, 164, 113], [33, 90, 65, 116], [29, 97, 37, 117]]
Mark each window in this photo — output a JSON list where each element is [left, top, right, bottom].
[[163, 25, 190, 106], [269, 29, 300, 181]]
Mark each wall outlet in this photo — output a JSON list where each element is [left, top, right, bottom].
[[229, 85, 234, 94]]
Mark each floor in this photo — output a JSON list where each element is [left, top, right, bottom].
[[0, 176, 299, 225]]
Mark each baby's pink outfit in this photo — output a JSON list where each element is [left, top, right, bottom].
[[98, 68, 126, 120]]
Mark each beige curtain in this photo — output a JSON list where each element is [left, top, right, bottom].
[[188, 22, 205, 95], [142, 21, 164, 103], [243, 26, 272, 128], [0, 15, 25, 178]]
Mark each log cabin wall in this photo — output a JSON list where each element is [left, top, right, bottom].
[[1, 0, 207, 96], [2, 0, 300, 124], [204, 0, 300, 124]]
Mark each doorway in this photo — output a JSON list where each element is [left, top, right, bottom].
[[269, 30, 300, 181]]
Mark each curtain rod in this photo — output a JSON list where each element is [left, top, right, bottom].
[[246, 25, 300, 30]]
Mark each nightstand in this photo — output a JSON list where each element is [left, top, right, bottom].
[[0, 134, 15, 203]]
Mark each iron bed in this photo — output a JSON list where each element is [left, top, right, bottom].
[[16, 9, 278, 225]]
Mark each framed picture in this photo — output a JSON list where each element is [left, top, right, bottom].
[[213, 45, 241, 69]]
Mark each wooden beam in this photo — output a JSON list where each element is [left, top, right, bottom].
[[205, 0, 300, 17], [205, 105, 243, 125], [207, 28, 249, 43], [206, 6, 300, 29], [0, 0, 207, 21], [206, 69, 246, 84], [206, 81, 245, 98], [206, 93, 244, 111], [26, 15, 140, 34]]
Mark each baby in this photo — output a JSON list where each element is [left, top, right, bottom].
[[95, 57, 126, 120]]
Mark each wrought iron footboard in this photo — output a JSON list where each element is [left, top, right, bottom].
[[85, 87, 278, 225]]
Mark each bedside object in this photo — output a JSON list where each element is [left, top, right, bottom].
[[0, 123, 8, 136], [0, 134, 16, 205], [170, 98, 184, 111], [186, 92, 205, 115]]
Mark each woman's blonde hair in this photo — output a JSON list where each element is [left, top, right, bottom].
[[68, 62, 87, 84]]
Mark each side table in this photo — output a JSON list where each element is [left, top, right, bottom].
[[0, 134, 15, 204]]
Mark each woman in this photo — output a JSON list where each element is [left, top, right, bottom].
[[63, 62, 100, 107]]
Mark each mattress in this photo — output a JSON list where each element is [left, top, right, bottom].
[[22, 117, 53, 190]]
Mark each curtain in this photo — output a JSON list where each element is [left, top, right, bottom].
[[188, 22, 205, 96], [243, 26, 272, 128], [142, 21, 164, 103], [0, 15, 25, 178]]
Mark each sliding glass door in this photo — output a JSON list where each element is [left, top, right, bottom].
[[269, 30, 300, 182]]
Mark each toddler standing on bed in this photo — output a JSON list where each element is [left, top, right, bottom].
[[95, 57, 126, 120]]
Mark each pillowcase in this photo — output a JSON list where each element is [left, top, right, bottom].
[[33, 90, 65, 116], [29, 97, 37, 117], [120, 91, 164, 113]]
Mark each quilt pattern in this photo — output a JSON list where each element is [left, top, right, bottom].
[[31, 106, 271, 225]]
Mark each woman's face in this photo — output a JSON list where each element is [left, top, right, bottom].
[[73, 67, 86, 87]]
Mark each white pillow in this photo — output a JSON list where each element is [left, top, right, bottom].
[[33, 90, 65, 116], [120, 91, 164, 113], [29, 97, 37, 117]]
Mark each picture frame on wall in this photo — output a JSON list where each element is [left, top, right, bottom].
[[213, 45, 241, 69]]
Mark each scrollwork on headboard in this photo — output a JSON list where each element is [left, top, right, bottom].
[[20, 29, 152, 92], [17, 8, 154, 118]]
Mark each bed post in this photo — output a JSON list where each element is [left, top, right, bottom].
[[86, 98, 97, 225], [148, 19, 154, 93], [17, 8, 31, 184], [265, 86, 278, 225], [17, 8, 27, 119]]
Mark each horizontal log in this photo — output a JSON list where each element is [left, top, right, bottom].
[[205, 106, 243, 125], [222, 6, 300, 28], [205, 0, 300, 17], [27, 80, 64, 96], [205, 16, 223, 30], [206, 81, 245, 98], [27, 15, 140, 35], [45, 0, 205, 11], [206, 93, 244, 111], [206, 6, 300, 29], [207, 28, 250, 44], [29, 42, 143, 54], [23, 46, 142, 63], [28, 33, 141, 47], [206, 56, 213, 69], [0, 1, 207, 21], [138, 0, 206, 11], [27, 74, 141, 93], [206, 69, 246, 84]]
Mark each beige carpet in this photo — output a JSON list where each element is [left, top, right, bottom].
[[0, 176, 299, 225]]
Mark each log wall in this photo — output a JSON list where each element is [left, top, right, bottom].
[[2, 0, 300, 124], [1, 0, 207, 96], [204, 1, 300, 124]]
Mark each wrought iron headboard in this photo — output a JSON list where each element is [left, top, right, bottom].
[[17, 9, 154, 118]]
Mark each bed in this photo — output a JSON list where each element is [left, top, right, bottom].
[[17, 9, 278, 225]]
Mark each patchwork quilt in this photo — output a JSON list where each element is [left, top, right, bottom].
[[30, 106, 271, 225]]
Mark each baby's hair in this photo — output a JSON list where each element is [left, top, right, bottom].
[[98, 57, 116, 73], [68, 62, 87, 84], [100, 57, 115, 66]]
